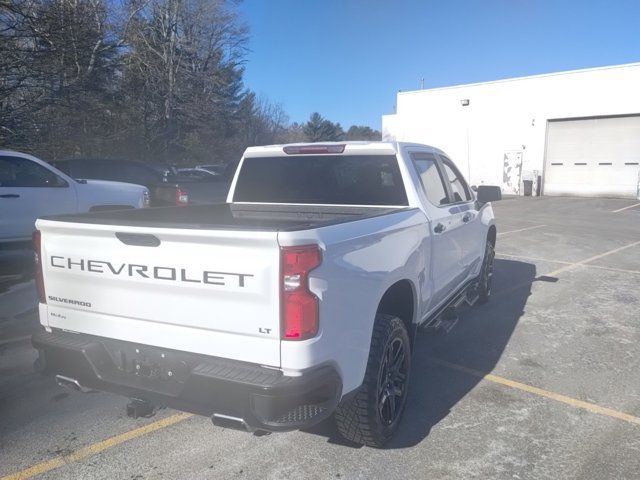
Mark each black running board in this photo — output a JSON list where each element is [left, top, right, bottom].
[[419, 278, 479, 332]]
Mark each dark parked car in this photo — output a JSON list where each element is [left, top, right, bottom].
[[195, 164, 224, 175], [53, 158, 229, 206], [176, 168, 220, 180]]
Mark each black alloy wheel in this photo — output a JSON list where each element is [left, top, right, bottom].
[[478, 240, 495, 304], [377, 336, 409, 426], [334, 314, 411, 447]]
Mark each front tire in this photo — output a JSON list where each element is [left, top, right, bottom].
[[334, 314, 411, 447], [477, 239, 495, 304]]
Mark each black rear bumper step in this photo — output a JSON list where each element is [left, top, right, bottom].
[[33, 329, 342, 432]]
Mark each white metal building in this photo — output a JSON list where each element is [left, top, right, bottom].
[[382, 63, 640, 198]]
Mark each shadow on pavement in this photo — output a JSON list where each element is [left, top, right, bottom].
[[305, 258, 536, 448], [0, 245, 34, 294]]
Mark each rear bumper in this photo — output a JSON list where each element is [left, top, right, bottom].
[[33, 329, 342, 432]]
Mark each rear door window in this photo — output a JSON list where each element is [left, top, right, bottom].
[[410, 152, 449, 206], [233, 155, 408, 206], [439, 156, 472, 203]]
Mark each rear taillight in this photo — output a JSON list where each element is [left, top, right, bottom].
[[143, 190, 151, 208], [281, 245, 322, 340], [33, 230, 46, 304], [175, 188, 189, 205]]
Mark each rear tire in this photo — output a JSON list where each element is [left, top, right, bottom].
[[477, 239, 495, 304], [334, 314, 411, 447]]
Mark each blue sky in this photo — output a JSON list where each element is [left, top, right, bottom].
[[239, 0, 640, 129]]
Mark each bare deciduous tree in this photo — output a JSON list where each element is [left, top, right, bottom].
[[0, 1, 379, 166]]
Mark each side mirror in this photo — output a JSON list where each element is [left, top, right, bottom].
[[476, 185, 502, 204]]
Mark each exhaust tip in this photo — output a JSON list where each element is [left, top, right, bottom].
[[55, 375, 93, 393], [211, 413, 253, 432]]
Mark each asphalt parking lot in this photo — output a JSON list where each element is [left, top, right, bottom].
[[1, 196, 639, 480]]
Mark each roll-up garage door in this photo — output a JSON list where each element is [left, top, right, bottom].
[[543, 115, 640, 198]]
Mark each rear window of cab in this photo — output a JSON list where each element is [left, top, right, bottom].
[[233, 155, 408, 206]]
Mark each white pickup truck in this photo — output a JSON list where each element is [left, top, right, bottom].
[[0, 150, 150, 244], [32, 142, 501, 447]]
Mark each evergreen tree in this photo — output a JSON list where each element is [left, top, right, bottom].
[[303, 112, 344, 142]]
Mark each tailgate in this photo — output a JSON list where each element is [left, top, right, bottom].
[[37, 220, 281, 367]]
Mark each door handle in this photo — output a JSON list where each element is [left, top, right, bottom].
[[0, 194, 20, 198], [434, 223, 446, 234], [462, 213, 472, 223]]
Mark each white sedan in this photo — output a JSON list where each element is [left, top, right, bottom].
[[0, 150, 150, 243]]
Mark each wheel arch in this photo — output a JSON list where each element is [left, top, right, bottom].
[[376, 279, 418, 348]]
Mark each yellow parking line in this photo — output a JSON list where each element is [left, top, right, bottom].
[[1, 413, 192, 480], [497, 225, 546, 236], [4, 364, 639, 480], [431, 358, 640, 427]]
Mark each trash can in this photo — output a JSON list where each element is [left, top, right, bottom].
[[523, 180, 533, 196]]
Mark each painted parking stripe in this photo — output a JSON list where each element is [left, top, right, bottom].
[[611, 202, 640, 213], [544, 240, 640, 277], [573, 263, 640, 275], [1, 413, 192, 480], [431, 358, 640, 427], [3, 366, 638, 480], [497, 225, 546, 236], [496, 253, 573, 265], [496, 252, 640, 275], [492, 242, 640, 299]]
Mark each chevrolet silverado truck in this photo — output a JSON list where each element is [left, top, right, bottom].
[[32, 142, 501, 447]]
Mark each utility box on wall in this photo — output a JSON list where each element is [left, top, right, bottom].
[[382, 63, 640, 199]]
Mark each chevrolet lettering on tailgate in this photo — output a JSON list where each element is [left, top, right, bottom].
[[49, 255, 253, 287]]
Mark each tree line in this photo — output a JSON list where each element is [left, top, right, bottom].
[[0, 0, 380, 166]]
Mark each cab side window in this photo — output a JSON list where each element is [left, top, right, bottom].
[[439, 157, 472, 203], [410, 152, 449, 206], [0, 156, 67, 187]]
